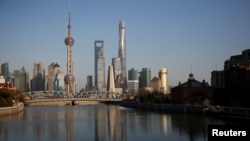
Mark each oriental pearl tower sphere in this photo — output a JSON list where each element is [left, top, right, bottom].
[[64, 12, 75, 95]]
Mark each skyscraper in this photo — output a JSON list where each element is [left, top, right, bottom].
[[64, 10, 75, 95], [128, 68, 138, 80], [14, 69, 26, 92], [159, 68, 169, 94], [86, 75, 93, 91], [1, 62, 9, 82], [139, 68, 151, 88], [112, 57, 121, 87], [118, 20, 128, 92], [31, 62, 45, 91], [95, 40, 106, 89], [48, 62, 64, 92], [21, 66, 30, 92]]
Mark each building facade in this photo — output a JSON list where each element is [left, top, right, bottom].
[[31, 62, 45, 91], [86, 75, 93, 92], [139, 68, 151, 88], [224, 49, 250, 71], [47, 63, 64, 92], [151, 77, 161, 92], [159, 68, 169, 94], [171, 73, 213, 105], [95, 40, 106, 90], [127, 80, 139, 95], [54, 73, 64, 91], [1, 62, 9, 83], [118, 20, 128, 91], [14, 69, 26, 92], [112, 57, 121, 88], [128, 68, 138, 80], [211, 70, 224, 87]]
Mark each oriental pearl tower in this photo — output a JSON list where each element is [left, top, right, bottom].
[[64, 11, 75, 95]]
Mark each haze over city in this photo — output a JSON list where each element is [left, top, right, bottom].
[[1, 0, 250, 92]]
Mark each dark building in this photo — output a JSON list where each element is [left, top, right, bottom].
[[171, 73, 213, 105], [211, 70, 224, 87], [212, 49, 250, 107], [139, 68, 151, 88], [86, 75, 93, 91]]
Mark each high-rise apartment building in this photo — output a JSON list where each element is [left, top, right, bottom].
[[31, 62, 45, 91], [159, 68, 169, 94], [118, 20, 128, 91], [95, 40, 106, 89]]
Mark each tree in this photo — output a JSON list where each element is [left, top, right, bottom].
[[0, 88, 26, 107]]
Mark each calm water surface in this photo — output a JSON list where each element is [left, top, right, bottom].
[[0, 104, 246, 141]]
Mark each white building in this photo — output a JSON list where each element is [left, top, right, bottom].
[[159, 68, 169, 94]]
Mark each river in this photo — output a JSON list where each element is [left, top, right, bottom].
[[0, 104, 247, 141]]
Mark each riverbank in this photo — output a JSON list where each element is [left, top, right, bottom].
[[104, 100, 250, 120], [0, 102, 24, 116], [109, 101, 205, 113]]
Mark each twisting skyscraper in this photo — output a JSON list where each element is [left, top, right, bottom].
[[118, 20, 128, 92], [64, 10, 75, 95]]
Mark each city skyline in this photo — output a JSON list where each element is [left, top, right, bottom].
[[1, 0, 250, 92]]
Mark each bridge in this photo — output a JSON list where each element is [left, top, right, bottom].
[[24, 91, 123, 106]]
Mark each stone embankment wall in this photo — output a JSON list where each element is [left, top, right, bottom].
[[0, 103, 24, 116]]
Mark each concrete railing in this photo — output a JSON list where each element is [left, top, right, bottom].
[[0, 103, 24, 116]]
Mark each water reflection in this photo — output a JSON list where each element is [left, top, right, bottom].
[[0, 104, 245, 141], [66, 106, 73, 141]]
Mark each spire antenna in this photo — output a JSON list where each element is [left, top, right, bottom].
[[67, 0, 71, 36]]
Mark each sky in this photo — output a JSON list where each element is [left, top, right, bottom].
[[0, 0, 250, 92]]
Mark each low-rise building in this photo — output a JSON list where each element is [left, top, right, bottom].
[[171, 73, 213, 106]]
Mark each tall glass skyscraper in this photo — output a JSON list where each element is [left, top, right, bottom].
[[31, 62, 45, 91], [14, 69, 26, 92], [86, 75, 93, 91], [139, 68, 151, 88], [118, 20, 128, 92], [1, 62, 9, 82], [95, 40, 105, 89], [128, 68, 138, 80]]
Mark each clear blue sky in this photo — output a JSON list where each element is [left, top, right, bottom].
[[1, 0, 250, 92]]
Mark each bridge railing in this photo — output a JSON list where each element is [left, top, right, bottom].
[[25, 91, 122, 101]]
